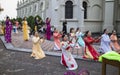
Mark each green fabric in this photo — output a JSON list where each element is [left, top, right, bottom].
[[99, 51, 120, 62]]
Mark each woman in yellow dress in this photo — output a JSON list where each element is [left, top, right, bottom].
[[31, 32, 46, 59], [22, 17, 29, 41], [0, 23, 4, 35], [0, 24, 2, 34]]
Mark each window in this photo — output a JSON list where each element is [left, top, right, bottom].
[[65, 1, 73, 19], [40, 3, 43, 11], [34, 5, 37, 12], [23, 9, 24, 15], [34, 4, 38, 12], [29, 7, 31, 13], [25, 8, 27, 14], [83, 1, 87, 19]]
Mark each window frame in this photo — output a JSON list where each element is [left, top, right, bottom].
[[65, 1, 73, 19], [83, 1, 88, 19]]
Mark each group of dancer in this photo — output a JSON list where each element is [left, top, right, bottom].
[[22, 17, 51, 41], [53, 27, 120, 70], [3, 16, 28, 42], [3, 16, 120, 71]]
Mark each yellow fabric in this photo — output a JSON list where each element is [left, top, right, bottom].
[[22, 21, 29, 41], [35, 26, 37, 32], [84, 47, 94, 59], [0, 25, 4, 34], [31, 37, 46, 59]]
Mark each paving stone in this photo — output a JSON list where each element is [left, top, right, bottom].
[[0, 39, 119, 75], [10, 31, 100, 57]]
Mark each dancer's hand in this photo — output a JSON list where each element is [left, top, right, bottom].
[[60, 31, 64, 35], [39, 37, 45, 43]]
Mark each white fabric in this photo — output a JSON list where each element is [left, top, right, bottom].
[[100, 34, 112, 53], [60, 41, 78, 70], [32, 37, 39, 43], [54, 43, 60, 50]]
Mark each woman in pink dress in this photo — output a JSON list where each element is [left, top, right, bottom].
[[53, 28, 62, 51], [46, 17, 51, 40], [69, 28, 76, 44], [110, 30, 120, 52]]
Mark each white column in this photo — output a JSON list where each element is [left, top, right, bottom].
[[102, 0, 114, 32], [77, 0, 84, 31], [51, 0, 59, 27]]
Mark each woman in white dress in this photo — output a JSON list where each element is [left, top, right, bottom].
[[60, 35, 78, 70], [69, 28, 80, 49], [100, 29, 112, 53], [75, 27, 85, 56]]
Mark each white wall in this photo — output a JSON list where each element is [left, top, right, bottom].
[[83, 0, 103, 32], [102, 0, 114, 32], [16, 0, 116, 33]]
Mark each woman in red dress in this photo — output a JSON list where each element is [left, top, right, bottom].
[[83, 31, 101, 60]]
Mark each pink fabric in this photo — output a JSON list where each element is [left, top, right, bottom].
[[15, 21, 19, 28], [53, 32, 62, 49]]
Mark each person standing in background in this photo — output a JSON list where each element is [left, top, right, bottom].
[[0, 23, 3, 34], [62, 20, 67, 35], [110, 30, 120, 52], [5, 16, 12, 43], [15, 20, 19, 33], [22, 17, 29, 41], [46, 17, 51, 40], [35, 17, 41, 32]]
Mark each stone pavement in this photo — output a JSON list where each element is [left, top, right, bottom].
[[1, 31, 100, 60], [0, 39, 119, 75]]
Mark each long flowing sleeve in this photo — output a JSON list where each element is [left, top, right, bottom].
[[101, 34, 110, 43], [58, 34, 62, 38], [84, 37, 95, 44], [76, 32, 84, 38], [61, 42, 70, 50], [100, 34, 112, 53], [79, 32, 84, 37], [61, 42, 72, 58]]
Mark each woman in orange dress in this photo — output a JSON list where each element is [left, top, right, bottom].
[[83, 31, 101, 60], [110, 30, 120, 52]]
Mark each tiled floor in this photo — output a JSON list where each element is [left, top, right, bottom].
[[11, 31, 100, 57]]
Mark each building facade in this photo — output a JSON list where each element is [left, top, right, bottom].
[[17, 0, 120, 33]]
